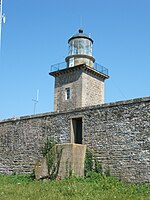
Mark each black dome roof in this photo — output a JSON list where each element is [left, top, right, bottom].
[[68, 29, 93, 43]]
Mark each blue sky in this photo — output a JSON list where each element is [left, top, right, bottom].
[[0, 0, 150, 120]]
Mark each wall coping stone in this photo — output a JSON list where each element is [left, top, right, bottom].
[[0, 96, 150, 124]]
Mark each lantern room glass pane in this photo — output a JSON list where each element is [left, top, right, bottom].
[[68, 38, 92, 56]]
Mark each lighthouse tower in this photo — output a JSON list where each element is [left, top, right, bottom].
[[49, 29, 109, 112]]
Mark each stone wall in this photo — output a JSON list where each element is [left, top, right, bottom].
[[0, 96, 150, 182]]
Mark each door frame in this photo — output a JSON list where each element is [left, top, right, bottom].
[[70, 115, 84, 144]]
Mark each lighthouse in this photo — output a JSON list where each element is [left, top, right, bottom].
[[49, 29, 109, 112]]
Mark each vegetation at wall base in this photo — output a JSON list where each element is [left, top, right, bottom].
[[40, 137, 62, 180], [41, 137, 57, 157], [84, 147, 93, 175], [0, 173, 149, 200], [84, 147, 110, 176]]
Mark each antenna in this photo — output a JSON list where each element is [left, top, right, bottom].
[[80, 16, 83, 30], [32, 89, 39, 114], [0, 0, 6, 50]]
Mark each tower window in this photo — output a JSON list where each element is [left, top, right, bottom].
[[65, 88, 71, 100]]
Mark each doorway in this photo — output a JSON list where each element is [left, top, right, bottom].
[[71, 117, 83, 144]]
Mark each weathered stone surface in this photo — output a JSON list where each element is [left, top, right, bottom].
[[56, 143, 86, 179], [0, 96, 150, 183], [34, 157, 48, 180], [52, 65, 106, 112]]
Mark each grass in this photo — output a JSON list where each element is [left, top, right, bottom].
[[0, 173, 149, 200]]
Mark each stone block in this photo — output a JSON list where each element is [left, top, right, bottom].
[[56, 143, 86, 179], [34, 157, 48, 180]]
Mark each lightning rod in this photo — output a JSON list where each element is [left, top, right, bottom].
[[0, 0, 5, 51]]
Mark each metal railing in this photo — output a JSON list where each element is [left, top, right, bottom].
[[94, 62, 109, 76], [50, 62, 66, 73], [50, 61, 109, 76]]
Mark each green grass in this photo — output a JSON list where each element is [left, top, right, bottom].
[[0, 173, 149, 200]]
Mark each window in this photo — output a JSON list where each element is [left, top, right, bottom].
[[69, 57, 74, 67], [65, 88, 71, 100]]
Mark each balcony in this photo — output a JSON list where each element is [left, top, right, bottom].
[[50, 61, 109, 76]]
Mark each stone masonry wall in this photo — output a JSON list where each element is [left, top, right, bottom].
[[53, 65, 106, 112], [0, 97, 150, 182], [54, 69, 82, 111], [82, 71, 104, 106]]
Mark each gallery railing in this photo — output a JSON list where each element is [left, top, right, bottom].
[[50, 61, 109, 76]]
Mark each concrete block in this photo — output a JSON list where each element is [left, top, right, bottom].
[[56, 143, 86, 179]]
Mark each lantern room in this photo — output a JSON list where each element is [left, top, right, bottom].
[[65, 29, 95, 68]]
